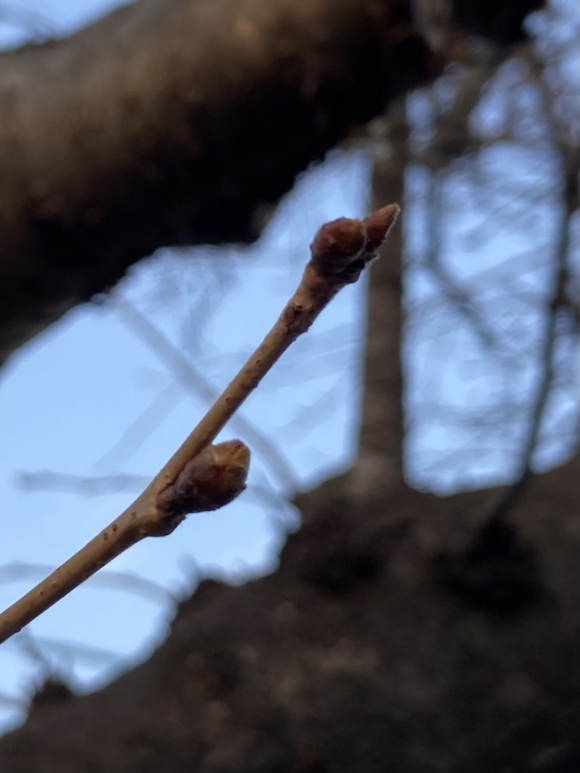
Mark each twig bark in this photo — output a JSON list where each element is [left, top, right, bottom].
[[0, 204, 399, 644], [114, 294, 298, 491]]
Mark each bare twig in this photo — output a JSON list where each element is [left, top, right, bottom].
[[16, 470, 151, 496], [95, 382, 185, 470], [0, 204, 399, 644], [17, 467, 298, 536], [114, 294, 299, 491], [424, 170, 498, 349], [0, 562, 178, 605], [0, 440, 250, 646], [483, 48, 576, 523], [487, 202, 572, 522]]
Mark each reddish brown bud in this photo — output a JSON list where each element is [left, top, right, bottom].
[[308, 205, 400, 287], [154, 440, 250, 535], [362, 204, 400, 253]]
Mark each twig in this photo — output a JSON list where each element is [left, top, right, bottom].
[[0, 562, 178, 605], [485, 205, 571, 523], [424, 169, 497, 349], [0, 204, 400, 644], [16, 470, 151, 496], [95, 381, 184, 470], [14, 632, 123, 667], [114, 294, 299, 491], [482, 47, 577, 525]]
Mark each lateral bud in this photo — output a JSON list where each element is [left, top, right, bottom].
[[154, 440, 250, 536]]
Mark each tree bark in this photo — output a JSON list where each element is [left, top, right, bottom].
[[351, 101, 408, 500], [0, 0, 543, 367], [0, 0, 439, 367]]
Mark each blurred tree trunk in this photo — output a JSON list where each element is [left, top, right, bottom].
[[351, 101, 408, 501], [0, 456, 577, 772]]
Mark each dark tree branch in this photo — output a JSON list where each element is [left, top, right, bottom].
[[0, 0, 437, 367], [481, 46, 578, 525], [0, 0, 544, 367], [423, 169, 498, 349]]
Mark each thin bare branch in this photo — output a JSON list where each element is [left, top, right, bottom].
[[423, 169, 498, 349], [0, 205, 399, 644], [0, 562, 178, 605], [95, 382, 185, 470], [484, 48, 577, 521], [114, 294, 299, 492], [16, 634, 121, 668], [16, 471, 151, 496]]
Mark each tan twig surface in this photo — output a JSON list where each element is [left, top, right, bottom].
[[114, 294, 299, 491], [0, 204, 399, 644]]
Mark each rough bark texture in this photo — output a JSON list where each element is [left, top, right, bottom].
[[0, 456, 578, 772], [0, 0, 439, 367], [0, 0, 544, 367]]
